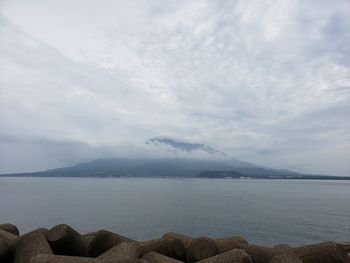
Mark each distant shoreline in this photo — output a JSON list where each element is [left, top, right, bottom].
[[1, 175, 350, 180]]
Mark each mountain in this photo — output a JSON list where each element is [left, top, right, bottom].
[[1, 158, 349, 179]]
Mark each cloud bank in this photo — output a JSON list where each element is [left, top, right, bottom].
[[0, 0, 349, 175]]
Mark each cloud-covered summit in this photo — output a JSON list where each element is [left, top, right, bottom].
[[146, 137, 226, 157]]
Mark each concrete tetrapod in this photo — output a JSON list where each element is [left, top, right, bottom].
[[14, 230, 53, 263], [0, 229, 18, 262], [215, 237, 249, 253], [0, 237, 13, 263], [186, 236, 248, 263], [338, 242, 350, 253], [0, 229, 18, 243], [29, 254, 102, 263], [88, 230, 135, 257], [137, 238, 174, 258], [196, 248, 253, 263], [83, 232, 96, 250], [241, 244, 273, 263], [186, 237, 219, 263], [269, 254, 303, 263], [142, 251, 184, 263], [47, 224, 89, 257], [293, 242, 350, 263], [162, 232, 194, 260], [0, 224, 20, 236], [30, 254, 146, 263], [97, 242, 139, 263], [269, 244, 302, 263], [162, 234, 248, 261], [1, 228, 49, 263]]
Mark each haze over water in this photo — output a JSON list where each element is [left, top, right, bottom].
[[1, 177, 349, 246]]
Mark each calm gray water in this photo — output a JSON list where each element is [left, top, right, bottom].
[[0, 177, 349, 246]]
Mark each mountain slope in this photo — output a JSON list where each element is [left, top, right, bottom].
[[1, 158, 349, 179]]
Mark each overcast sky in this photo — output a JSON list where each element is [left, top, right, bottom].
[[0, 0, 349, 175]]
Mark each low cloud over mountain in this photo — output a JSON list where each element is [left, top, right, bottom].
[[146, 137, 226, 157]]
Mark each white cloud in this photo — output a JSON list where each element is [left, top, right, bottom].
[[0, 0, 349, 175]]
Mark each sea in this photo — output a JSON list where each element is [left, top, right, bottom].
[[0, 177, 349, 246]]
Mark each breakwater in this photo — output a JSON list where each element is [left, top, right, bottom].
[[1, 223, 349, 263]]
